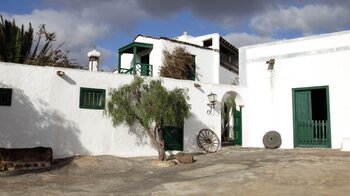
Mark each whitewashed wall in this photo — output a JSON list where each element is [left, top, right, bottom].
[[177, 33, 221, 50], [219, 66, 238, 85], [0, 63, 243, 158], [239, 30, 350, 149], [119, 53, 133, 70], [134, 36, 221, 84]]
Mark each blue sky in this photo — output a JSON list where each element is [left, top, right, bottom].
[[2, 0, 350, 71]]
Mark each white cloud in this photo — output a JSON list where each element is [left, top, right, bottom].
[[95, 47, 116, 72], [0, 1, 148, 70], [224, 32, 276, 47], [7, 9, 110, 48], [3, 1, 350, 70], [251, 4, 350, 36]]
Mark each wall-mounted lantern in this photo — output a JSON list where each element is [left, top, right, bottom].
[[207, 92, 217, 115], [266, 58, 275, 71], [194, 83, 201, 88], [56, 70, 65, 77]]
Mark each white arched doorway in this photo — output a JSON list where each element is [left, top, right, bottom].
[[221, 91, 244, 146]]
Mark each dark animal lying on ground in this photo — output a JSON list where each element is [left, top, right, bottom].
[[0, 147, 53, 171]]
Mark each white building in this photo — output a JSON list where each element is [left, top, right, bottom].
[[240, 30, 350, 149], [0, 62, 243, 158], [117, 32, 239, 85], [1, 30, 350, 159]]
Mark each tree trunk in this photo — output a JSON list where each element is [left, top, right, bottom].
[[156, 123, 166, 161], [145, 125, 166, 161], [157, 147, 166, 161]]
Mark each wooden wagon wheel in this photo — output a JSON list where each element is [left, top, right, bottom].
[[197, 129, 220, 153]]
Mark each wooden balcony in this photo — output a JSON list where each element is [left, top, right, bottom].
[[119, 63, 153, 76]]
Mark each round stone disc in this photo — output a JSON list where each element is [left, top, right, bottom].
[[263, 131, 282, 149]]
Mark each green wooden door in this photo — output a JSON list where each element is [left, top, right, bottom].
[[294, 90, 313, 147], [222, 103, 229, 140], [163, 126, 183, 151], [293, 87, 331, 148], [233, 108, 242, 145]]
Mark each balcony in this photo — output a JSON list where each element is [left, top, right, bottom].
[[220, 54, 238, 74], [119, 63, 153, 76], [118, 42, 153, 76]]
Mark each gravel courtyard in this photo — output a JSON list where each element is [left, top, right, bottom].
[[1, 147, 349, 195]]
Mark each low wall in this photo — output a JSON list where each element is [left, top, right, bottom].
[[0, 63, 243, 158], [0, 147, 52, 171]]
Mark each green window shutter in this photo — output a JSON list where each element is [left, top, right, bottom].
[[188, 55, 196, 81], [79, 87, 106, 109]]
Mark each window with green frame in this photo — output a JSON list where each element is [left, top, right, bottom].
[[79, 87, 105, 109], [187, 55, 196, 81]]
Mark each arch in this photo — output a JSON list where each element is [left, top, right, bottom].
[[221, 91, 244, 110], [221, 91, 244, 146]]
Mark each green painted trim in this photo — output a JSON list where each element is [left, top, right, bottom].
[[119, 68, 133, 74], [233, 106, 243, 146], [239, 106, 243, 145], [293, 85, 329, 91], [292, 85, 331, 148], [139, 63, 153, 76], [292, 89, 297, 147], [189, 55, 196, 81], [118, 42, 153, 54], [325, 86, 332, 148], [132, 46, 136, 75], [118, 52, 121, 73], [117, 42, 153, 74], [79, 87, 106, 110]]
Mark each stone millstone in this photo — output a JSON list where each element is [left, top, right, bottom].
[[263, 131, 282, 149], [176, 152, 195, 163]]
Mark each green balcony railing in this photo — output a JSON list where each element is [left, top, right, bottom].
[[119, 63, 153, 76], [137, 63, 153, 76], [119, 67, 133, 74]]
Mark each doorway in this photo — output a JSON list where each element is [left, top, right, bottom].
[[292, 86, 331, 148], [163, 126, 183, 151], [221, 92, 243, 146]]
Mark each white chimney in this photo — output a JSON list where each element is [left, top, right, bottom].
[[87, 49, 101, 71]]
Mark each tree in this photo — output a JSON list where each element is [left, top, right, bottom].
[[159, 46, 195, 80], [0, 16, 33, 63], [105, 76, 191, 161], [0, 15, 79, 68], [25, 24, 79, 68]]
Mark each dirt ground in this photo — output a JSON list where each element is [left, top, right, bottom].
[[0, 147, 349, 195]]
